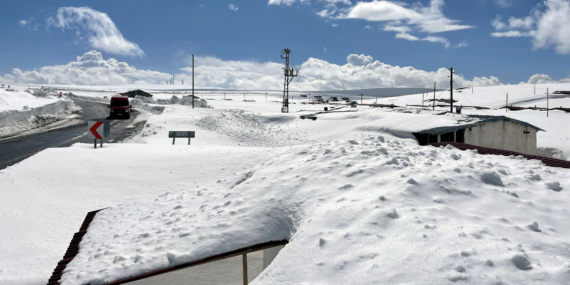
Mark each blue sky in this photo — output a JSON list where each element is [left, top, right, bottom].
[[1, 0, 570, 90]]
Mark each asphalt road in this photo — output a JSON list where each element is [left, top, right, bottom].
[[0, 99, 148, 170]]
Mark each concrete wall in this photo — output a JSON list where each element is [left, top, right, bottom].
[[464, 119, 538, 155], [0, 100, 74, 128], [263, 245, 284, 270]]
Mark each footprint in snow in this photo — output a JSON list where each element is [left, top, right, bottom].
[[527, 221, 541, 232], [480, 171, 504, 187], [511, 254, 532, 270], [546, 182, 563, 192], [339, 184, 353, 190]]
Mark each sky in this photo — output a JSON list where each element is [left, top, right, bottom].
[[1, 0, 570, 90]]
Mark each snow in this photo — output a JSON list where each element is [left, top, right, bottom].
[[61, 133, 570, 285], [1, 82, 570, 285], [0, 88, 60, 112]]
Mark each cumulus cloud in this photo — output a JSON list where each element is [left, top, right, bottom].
[[0, 50, 166, 85], [47, 7, 144, 57], [526, 74, 555, 84], [491, 0, 570, 54], [0, 51, 507, 90]]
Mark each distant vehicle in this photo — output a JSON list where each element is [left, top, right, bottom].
[[108, 96, 131, 119]]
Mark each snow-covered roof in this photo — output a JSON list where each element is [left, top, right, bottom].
[[417, 114, 545, 135], [59, 133, 570, 285]]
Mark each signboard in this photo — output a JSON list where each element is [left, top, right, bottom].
[[88, 121, 110, 148], [169, 131, 195, 145], [169, 131, 195, 138]]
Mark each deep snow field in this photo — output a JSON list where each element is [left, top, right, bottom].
[[1, 83, 569, 285], [0, 88, 61, 112]]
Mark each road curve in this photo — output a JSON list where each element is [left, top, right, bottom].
[[0, 99, 149, 170]]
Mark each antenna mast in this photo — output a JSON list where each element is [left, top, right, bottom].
[[281, 48, 299, 113]]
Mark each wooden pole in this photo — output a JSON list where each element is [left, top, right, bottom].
[[192, 54, 194, 109], [547, 88, 549, 117], [242, 253, 248, 285], [450, 68, 454, 113], [433, 82, 436, 110]]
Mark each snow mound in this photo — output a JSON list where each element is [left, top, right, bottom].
[[62, 133, 570, 285], [196, 109, 306, 147]]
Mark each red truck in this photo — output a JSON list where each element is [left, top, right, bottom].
[[109, 96, 132, 119]]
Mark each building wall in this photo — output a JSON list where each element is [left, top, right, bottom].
[[464, 120, 537, 155]]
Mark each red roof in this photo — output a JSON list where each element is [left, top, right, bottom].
[[430, 142, 570, 169]]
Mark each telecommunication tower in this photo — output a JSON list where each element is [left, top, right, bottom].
[[281, 48, 299, 113]]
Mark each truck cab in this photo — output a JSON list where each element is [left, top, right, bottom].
[[109, 96, 131, 119]]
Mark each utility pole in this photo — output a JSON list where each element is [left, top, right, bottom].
[[506, 93, 508, 112], [360, 94, 364, 104], [280, 48, 299, 113], [547, 88, 549, 117], [192, 54, 194, 109], [449, 68, 454, 113], [433, 82, 436, 110]]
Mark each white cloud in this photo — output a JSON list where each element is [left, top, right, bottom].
[[339, 0, 473, 33], [491, 15, 507, 30], [269, 0, 344, 5], [491, 30, 533, 37], [0, 50, 167, 85], [273, 0, 469, 48], [364, 25, 373, 29], [229, 4, 239, 11], [331, 23, 338, 27], [495, 0, 513, 8], [454, 41, 468, 48], [0, 51, 505, 90], [533, 0, 570, 54], [19, 17, 38, 31], [268, 0, 303, 5], [508, 16, 534, 30], [492, 0, 570, 54], [392, 31, 450, 47], [47, 7, 144, 57], [526, 74, 555, 84], [347, 54, 374, 66]]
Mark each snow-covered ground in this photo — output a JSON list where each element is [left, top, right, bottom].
[[0, 87, 61, 112], [1, 83, 569, 284]]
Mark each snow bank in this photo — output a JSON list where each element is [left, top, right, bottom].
[[0, 107, 81, 137], [0, 99, 75, 128], [62, 134, 570, 285], [0, 88, 62, 112]]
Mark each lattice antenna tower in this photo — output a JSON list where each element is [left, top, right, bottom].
[[281, 48, 300, 113]]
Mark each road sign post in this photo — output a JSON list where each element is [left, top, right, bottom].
[[169, 131, 195, 145], [88, 121, 110, 148]]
